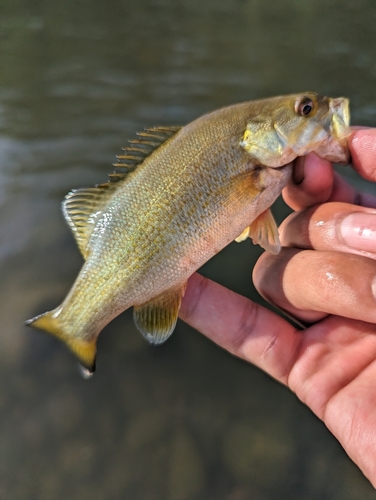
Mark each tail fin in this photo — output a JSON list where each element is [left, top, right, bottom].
[[25, 310, 97, 374]]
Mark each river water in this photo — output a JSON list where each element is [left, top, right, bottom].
[[1, 1, 376, 498]]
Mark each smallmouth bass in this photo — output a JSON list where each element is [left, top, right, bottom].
[[26, 92, 350, 375]]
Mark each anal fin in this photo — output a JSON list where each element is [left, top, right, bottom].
[[242, 208, 281, 255], [133, 285, 186, 345]]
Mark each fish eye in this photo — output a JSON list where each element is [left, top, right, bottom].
[[295, 98, 314, 117]]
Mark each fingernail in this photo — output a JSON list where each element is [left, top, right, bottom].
[[340, 212, 376, 253], [293, 156, 305, 184]]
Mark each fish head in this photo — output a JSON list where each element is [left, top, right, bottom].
[[240, 92, 351, 167]]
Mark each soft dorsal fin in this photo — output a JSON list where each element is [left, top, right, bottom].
[[62, 184, 116, 258], [62, 126, 182, 258]]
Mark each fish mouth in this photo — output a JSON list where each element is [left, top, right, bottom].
[[275, 161, 294, 170], [329, 96, 351, 144], [313, 97, 351, 164]]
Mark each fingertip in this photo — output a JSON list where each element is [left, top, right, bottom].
[[349, 128, 376, 181]]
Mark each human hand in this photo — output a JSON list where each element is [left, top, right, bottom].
[[179, 128, 376, 486]]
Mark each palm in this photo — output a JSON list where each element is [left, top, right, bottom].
[[289, 316, 376, 483]]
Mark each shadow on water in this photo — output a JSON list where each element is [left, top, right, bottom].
[[1, 0, 376, 498]]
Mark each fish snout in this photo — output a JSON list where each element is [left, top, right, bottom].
[[330, 97, 350, 128]]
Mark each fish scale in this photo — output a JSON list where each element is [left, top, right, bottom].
[[26, 92, 350, 374]]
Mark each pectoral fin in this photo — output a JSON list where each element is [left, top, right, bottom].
[[133, 286, 186, 345], [247, 208, 281, 254], [235, 226, 250, 243]]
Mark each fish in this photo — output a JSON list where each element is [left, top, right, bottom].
[[26, 92, 350, 375]]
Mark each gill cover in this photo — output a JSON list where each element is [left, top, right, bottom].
[[239, 118, 297, 167]]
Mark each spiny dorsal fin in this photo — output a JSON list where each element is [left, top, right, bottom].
[[63, 126, 182, 258], [110, 126, 181, 182]]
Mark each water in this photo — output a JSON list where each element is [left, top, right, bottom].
[[1, 1, 376, 498]]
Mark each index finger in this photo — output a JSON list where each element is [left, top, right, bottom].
[[179, 273, 300, 384]]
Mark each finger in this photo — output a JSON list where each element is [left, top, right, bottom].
[[253, 248, 376, 323], [279, 202, 376, 260], [283, 153, 334, 211], [180, 273, 376, 400], [284, 158, 376, 211], [350, 128, 376, 182], [179, 272, 300, 384], [329, 171, 375, 206]]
